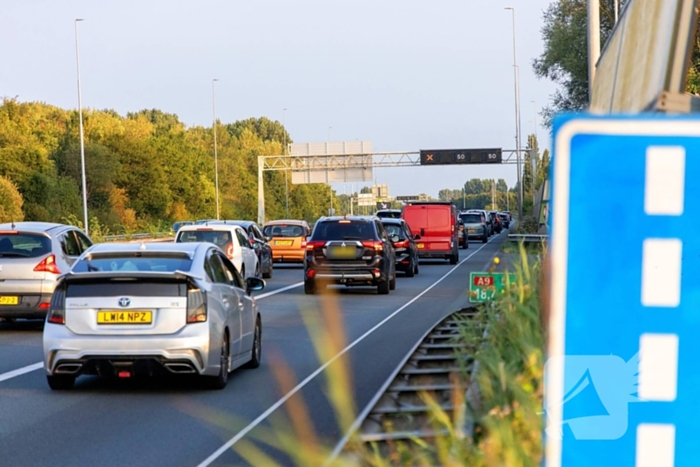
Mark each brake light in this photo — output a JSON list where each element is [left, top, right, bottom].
[[301, 240, 308, 249], [0, 230, 18, 234], [187, 287, 207, 323], [393, 240, 410, 249], [307, 269, 316, 278], [306, 240, 325, 250], [225, 242, 234, 258], [47, 286, 66, 325], [34, 254, 60, 274], [362, 241, 383, 251], [39, 302, 51, 309], [197, 228, 213, 231]]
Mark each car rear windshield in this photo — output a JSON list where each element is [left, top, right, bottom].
[[263, 224, 305, 237], [460, 214, 482, 224], [311, 221, 375, 241], [72, 254, 193, 273], [0, 233, 52, 258], [382, 223, 406, 239], [376, 211, 401, 219], [176, 230, 232, 248]]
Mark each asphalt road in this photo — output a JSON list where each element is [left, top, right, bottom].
[[0, 232, 506, 467]]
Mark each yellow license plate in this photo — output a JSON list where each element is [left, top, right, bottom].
[[275, 240, 294, 246], [468, 229, 476, 233], [0, 296, 19, 306], [417, 243, 424, 249], [97, 310, 152, 325], [329, 246, 356, 259]]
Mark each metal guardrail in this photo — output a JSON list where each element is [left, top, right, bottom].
[[507, 233, 549, 243], [102, 232, 174, 242], [337, 308, 476, 459]]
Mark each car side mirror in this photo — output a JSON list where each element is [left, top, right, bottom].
[[245, 277, 266, 295], [414, 234, 421, 240]]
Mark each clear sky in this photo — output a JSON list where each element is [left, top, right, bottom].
[[1, 0, 557, 198]]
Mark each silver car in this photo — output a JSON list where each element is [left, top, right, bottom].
[[0, 222, 92, 320], [43, 242, 265, 390]]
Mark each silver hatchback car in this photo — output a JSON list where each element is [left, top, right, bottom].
[[43, 242, 265, 390], [0, 222, 92, 320]]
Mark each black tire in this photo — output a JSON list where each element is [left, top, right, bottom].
[[482, 234, 488, 243], [263, 260, 272, 279], [377, 278, 390, 295], [389, 269, 396, 290], [405, 258, 415, 277], [304, 279, 317, 295], [47, 374, 75, 390], [449, 254, 458, 265], [205, 332, 230, 390], [414, 261, 419, 275], [244, 316, 262, 369]]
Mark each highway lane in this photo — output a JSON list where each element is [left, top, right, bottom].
[[0, 233, 506, 467]]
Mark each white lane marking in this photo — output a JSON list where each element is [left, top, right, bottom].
[[641, 238, 682, 307], [196, 240, 493, 467], [638, 333, 678, 402], [636, 423, 675, 467], [0, 281, 305, 384], [0, 362, 43, 383], [644, 146, 685, 216], [255, 282, 303, 300]]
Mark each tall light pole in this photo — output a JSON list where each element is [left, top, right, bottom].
[[531, 99, 538, 204], [212, 79, 220, 220], [505, 7, 523, 220], [283, 108, 289, 218], [328, 126, 333, 214], [74, 19, 89, 235], [328, 126, 332, 142]]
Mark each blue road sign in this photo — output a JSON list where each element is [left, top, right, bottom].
[[546, 114, 700, 467]]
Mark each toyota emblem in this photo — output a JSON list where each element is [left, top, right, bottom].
[[118, 297, 131, 307]]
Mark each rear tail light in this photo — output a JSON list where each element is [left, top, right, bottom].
[[34, 254, 60, 275], [47, 286, 66, 325], [362, 241, 383, 251], [301, 240, 308, 249], [187, 287, 207, 323], [225, 242, 234, 258], [306, 269, 316, 278], [39, 302, 51, 310], [306, 240, 325, 250], [394, 240, 410, 249], [372, 268, 381, 277]]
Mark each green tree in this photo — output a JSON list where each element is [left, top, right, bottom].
[[0, 176, 24, 222]]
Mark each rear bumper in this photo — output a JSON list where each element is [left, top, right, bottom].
[[43, 322, 216, 376], [271, 249, 305, 263], [306, 258, 389, 285], [0, 293, 53, 319]]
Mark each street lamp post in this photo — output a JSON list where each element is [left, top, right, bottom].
[[283, 108, 289, 218], [74, 19, 89, 235], [212, 79, 220, 220], [505, 7, 523, 220], [531, 100, 538, 204]]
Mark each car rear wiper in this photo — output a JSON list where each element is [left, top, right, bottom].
[[0, 252, 30, 257], [342, 236, 363, 240]]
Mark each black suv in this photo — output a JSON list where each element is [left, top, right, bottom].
[[304, 216, 396, 295]]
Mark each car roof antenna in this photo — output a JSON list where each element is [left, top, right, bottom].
[[10, 218, 15, 229], [139, 241, 147, 250]]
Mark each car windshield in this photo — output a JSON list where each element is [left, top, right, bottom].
[[312, 221, 374, 240], [176, 230, 232, 248], [0, 233, 52, 258], [382, 223, 406, 239], [460, 214, 482, 224], [263, 224, 305, 237], [72, 254, 192, 273]]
